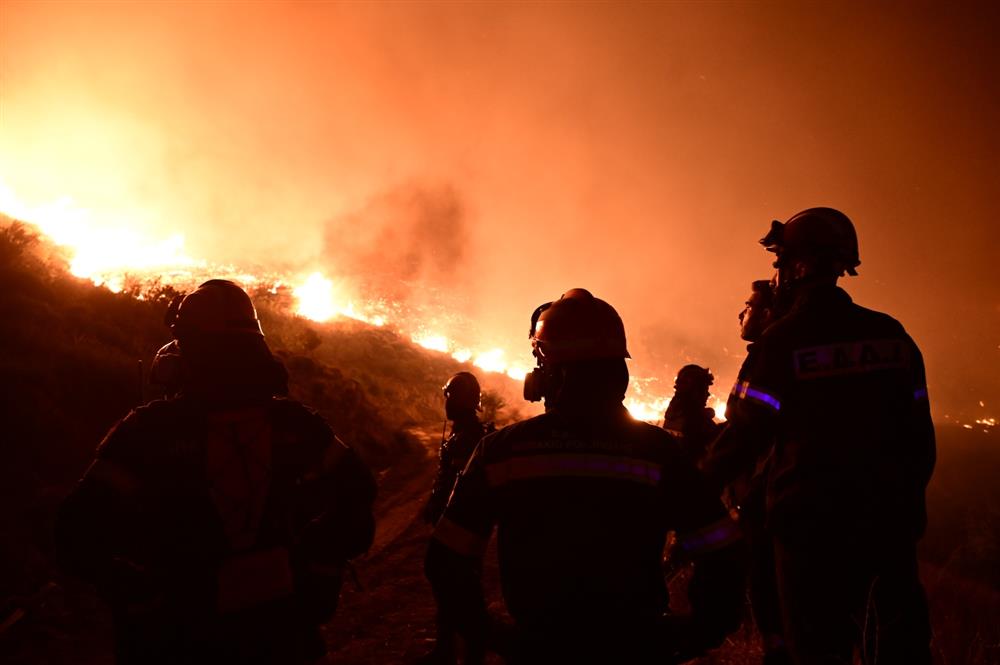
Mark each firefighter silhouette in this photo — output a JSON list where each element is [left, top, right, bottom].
[[56, 279, 376, 665], [426, 288, 745, 664], [725, 278, 790, 665], [420, 371, 493, 665], [702, 209, 935, 664], [662, 364, 720, 464]]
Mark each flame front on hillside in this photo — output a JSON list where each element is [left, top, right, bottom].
[[0, 179, 703, 422]]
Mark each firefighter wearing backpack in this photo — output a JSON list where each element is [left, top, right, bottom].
[[702, 208, 935, 665], [55, 279, 376, 665], [425, 288, 745, 664]]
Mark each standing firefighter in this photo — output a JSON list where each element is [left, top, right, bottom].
[[424, 372, 490, 525], [426, 288, 745, 664], [727, 278, 789, 665], [662, 364, 721, 464], [421, 371, 492, 665], [55, 279, 376, 665], [702, 208, 936, 664]]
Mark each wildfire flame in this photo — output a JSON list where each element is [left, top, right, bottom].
[[0, 182, 199, 292], [1, 180, 992, 429], [292, 272, 386, 327], [1, 179, 724, 423]]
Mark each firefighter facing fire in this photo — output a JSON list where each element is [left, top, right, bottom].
[[424, 372, 491, 526], [421, 370, 493, 665], [425, 288, 745, 664], [56, 279, 377, 665], [702, 208, 936, 664], [662, 364, 720, 464]]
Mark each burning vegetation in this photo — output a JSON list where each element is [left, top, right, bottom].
[[0, 181, 737, 425]]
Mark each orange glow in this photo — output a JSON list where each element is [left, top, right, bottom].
[[2, 175, 681, 415], [292, 272, 388, 327], [712, 396, 728, 421], [0, 181, 199, 291], [413, 333, 450, 353], [625, 396, 671, 423], [293, 273, 339, 322], [2, 2, 994, 423], [506, 366, 530, 381], [473, 349, 508, 374]]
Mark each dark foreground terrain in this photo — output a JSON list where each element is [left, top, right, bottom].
[[1, 219, 998, 664], [326, 424, 1000, 665]]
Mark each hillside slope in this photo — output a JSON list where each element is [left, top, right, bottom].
[[0, 217, 521, 661]]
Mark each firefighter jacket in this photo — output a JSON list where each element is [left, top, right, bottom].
[[662, 402, 721, 466], [55, 395, 376, 663], [425, 401, 744, 658], [702, 284, 935, 541], [717, 348, 772, 511], [425, 416, 490, 524]]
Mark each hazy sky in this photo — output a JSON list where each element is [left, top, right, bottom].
[[1, 1, 997, 419]]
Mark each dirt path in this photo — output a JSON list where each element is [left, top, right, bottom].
[[323, 427, 506, 664]]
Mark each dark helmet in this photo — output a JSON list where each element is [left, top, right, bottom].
[[170, 279, 264, 339], [531, 288, 630, 365], [674, 364, 714, 392], [443, 371, 482, 412], [760, 207, 860, 276]]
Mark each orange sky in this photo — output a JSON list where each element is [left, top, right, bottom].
[[1, 1, 997, 420]]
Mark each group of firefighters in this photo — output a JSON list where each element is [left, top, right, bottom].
[[55, 207, 935, 665]]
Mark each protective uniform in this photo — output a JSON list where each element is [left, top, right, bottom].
[[420, 372, 492, 665], [426, 289, 745, 664], [55, 280, 376, 665], [662, 365, 720, 464], [723, 280, 788, 664], [425, 373, 491, 525], [703, 211, 935, 665]]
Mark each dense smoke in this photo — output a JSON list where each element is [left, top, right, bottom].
[[323, 184, 468, 300], [1, 1, 997, 419]]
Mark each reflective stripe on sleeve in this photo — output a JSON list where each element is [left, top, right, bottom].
[[432, 517, 489, 557], [678, 517, 742, 554], [485, 454, 662, 488], [913, 386, 928, 401], [734, 381, 781, 412]]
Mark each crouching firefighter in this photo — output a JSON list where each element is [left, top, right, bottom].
[[425, 288, 745, 664], [55, 279, 377, 665]]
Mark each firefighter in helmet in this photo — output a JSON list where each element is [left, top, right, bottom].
[[724, 278, 789, 665], [702, 209, 935, 664], [425, 288, 745, 664], [662, 364, 720, 464], [420, 371, 493, 665], [56, 279, 376, 665], [424, 372, 491, 525]]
